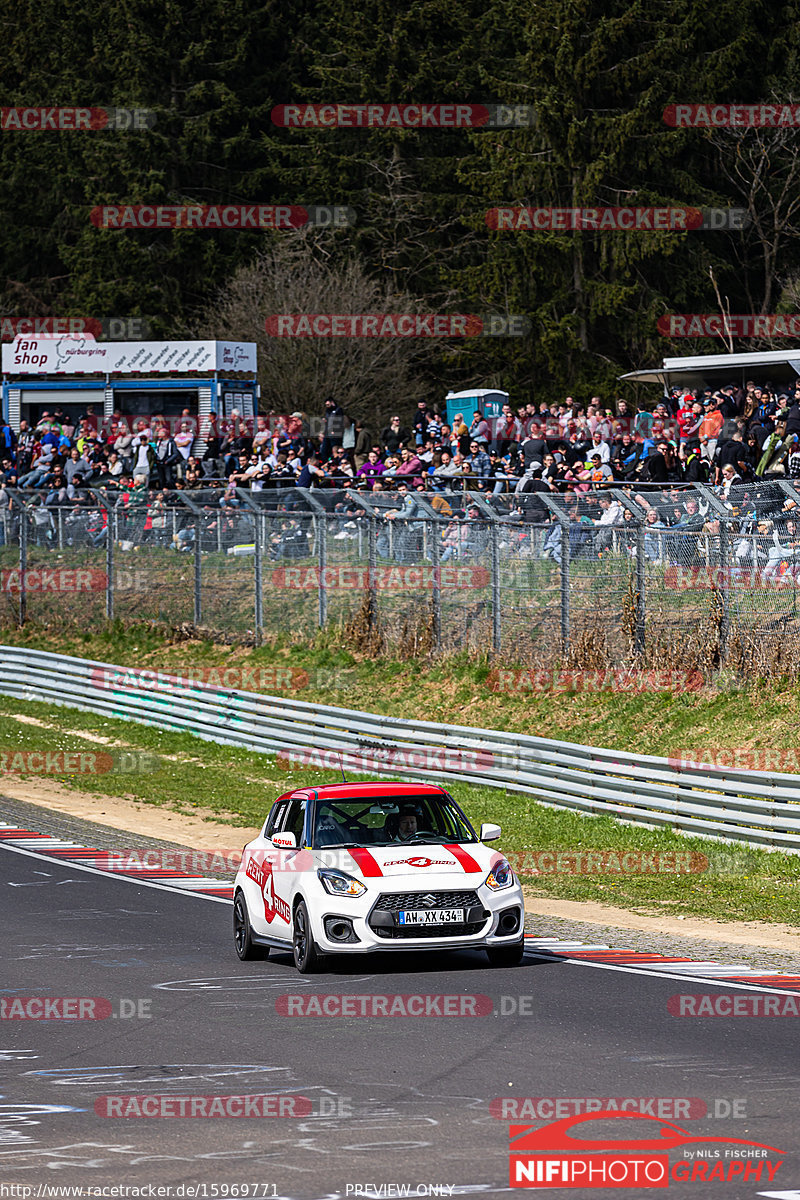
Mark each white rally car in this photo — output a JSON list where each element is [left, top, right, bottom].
[[233, 780, 525, 972]]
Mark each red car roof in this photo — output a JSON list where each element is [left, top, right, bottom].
[[276, 780, 448, 803]]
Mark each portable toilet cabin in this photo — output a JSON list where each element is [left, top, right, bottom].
[[444, 388, 509, 431]]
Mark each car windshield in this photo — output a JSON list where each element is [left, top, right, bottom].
[[311, 794, 477, 848]]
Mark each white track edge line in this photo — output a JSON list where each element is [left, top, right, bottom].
[[0, 840, 233, 904], [524, 950, 800, 995], [2, 841, 797, 990]]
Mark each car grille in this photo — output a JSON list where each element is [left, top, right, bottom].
[[373, 921, 488, 940], [369, 889, 487, 939], [373, 890, 480, 911]]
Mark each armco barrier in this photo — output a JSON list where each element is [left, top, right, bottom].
[[0, 646, 799, 851]]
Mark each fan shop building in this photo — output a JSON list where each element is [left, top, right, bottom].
[[1, 339, 258, 434]]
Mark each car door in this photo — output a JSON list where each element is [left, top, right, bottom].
[[242, 801, 285, 937], [259, 797, 307, 941]]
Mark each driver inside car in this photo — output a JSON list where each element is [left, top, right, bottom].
[[397, 810, 418, 840], [385, 804, 423, 842]]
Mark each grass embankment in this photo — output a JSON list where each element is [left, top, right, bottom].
[[0, 620, 797, 753], [1, 622, 800, 927]]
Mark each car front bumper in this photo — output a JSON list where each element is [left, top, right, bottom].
[[311, 881, 525, 954]]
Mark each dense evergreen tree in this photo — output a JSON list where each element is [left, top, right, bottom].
[[2, 0, 800, 403]]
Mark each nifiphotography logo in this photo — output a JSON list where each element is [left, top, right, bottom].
[[508, 1111, 784, 1188]]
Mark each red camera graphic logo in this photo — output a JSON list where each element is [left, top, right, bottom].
[[508, 1111, 783, 1188]]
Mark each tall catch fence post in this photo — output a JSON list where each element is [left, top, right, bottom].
[[697, 485, 735, 662], [194, 517, 202, 625], [635, 525, 646, 654], [235, 490, 266, 642], [318, 513, 328, 629], [541, 495, 572, 655], [90, 490, 114, 622], [105, 499, 113, 620], [345, 490, 384, 635], [490, 522, 501, 652], [613, 490, 648, 655], [411, 494, 450, 654], [431, 519, 442, 651], [254, 509, 264, 639], [466, 493, 502, 654], [18, 496, 27, 627], [368, 516, 378, 628], [175, 493, 208, 628]]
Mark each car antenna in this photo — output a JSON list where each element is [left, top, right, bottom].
[[338, 752, 347, 784]]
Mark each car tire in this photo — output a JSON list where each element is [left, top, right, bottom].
[[293, 899, 324, 973], [486, 938, 524, 967], [233, 891, 269, 961]]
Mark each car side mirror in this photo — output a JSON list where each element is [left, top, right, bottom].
[[480, 822, 501, 841], [271, 831, 297, 849]]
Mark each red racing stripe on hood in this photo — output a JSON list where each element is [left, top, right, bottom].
[[444, 844, 482, 873], [348, 847, 384, 877]]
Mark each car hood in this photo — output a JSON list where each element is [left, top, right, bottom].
[[338, 842, 500, 881]]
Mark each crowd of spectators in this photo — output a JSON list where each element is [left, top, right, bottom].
[[3, 381, 800, 496], [2, 381, 800, 571]]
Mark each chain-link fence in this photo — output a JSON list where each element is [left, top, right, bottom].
[[3, 480, 800, 669]]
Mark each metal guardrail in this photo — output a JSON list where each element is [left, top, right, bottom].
[[1, 645, 800, 852]]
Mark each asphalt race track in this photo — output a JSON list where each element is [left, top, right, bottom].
[[2, 814, 800, 1199]]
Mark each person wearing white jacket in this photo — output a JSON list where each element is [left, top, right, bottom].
[[594, 496, 623, 552]]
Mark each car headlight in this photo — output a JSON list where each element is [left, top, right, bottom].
[[485, 858, 514, 890], [318, 867, 367, 897]]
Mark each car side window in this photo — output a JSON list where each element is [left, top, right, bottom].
[[264, 801, 287, 839], [283, 799, 307, 844]]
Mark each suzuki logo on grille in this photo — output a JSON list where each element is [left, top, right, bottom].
[[422, 894, 437, 905]]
